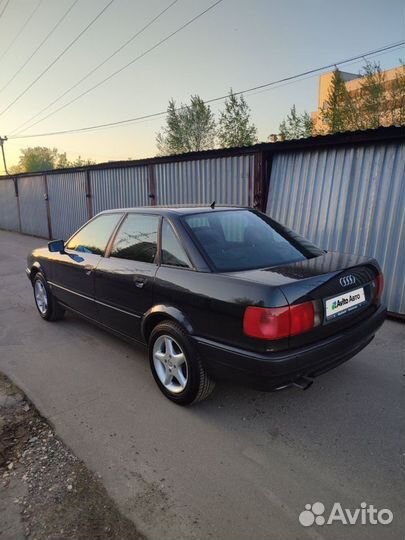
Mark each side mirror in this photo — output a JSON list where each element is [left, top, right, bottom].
[[48, 240, 66, 254]]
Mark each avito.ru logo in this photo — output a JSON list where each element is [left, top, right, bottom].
[[299, 502, 393, 527]]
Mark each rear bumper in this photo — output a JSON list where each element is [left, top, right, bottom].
[[195, 304, 387, 390]]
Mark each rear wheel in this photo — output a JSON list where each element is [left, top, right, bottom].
[[149, 320, 215, 405], [32, 272, 64, 321]]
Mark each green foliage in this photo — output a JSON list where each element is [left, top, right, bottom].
[[279, 105, 313, 140], [156, 96, 216, 155], [319, 70, 357, 133], [14, 146, 59, 173], [56, 152, 70, 169], [10, 147, 95, 173], [357, 62, 387, 129], [388, 62, 405, 125], [217, 90, 257, 148], [69, 156, 96, 167], [317, 62, 405, 135]]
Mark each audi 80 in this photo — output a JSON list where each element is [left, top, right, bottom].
[[26, 206, 386, 404]]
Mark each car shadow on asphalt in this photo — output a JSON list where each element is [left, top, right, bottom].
[[63, 309, 401, 469]]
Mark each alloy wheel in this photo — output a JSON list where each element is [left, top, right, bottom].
[[34, 280, 48, 315], [153, 335, 188, 393]]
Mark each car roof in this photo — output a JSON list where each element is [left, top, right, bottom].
[[98, 205, 248, 217]]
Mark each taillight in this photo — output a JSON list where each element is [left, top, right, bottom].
[[374, 273, 384, 302], [243, 306, 290, 340], [243, 301, 316, 340], [289, 301, 315, 336]]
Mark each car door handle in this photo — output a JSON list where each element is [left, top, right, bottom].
[[84, 264, 93, 276], [134, 278, 146, 288]]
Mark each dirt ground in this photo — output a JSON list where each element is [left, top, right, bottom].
[[0, 372, 144, 540]]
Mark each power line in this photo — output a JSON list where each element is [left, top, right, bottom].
[[0, 0, 80, 96], [0, 0, 10, 20], [10, 0, 179, 134], [11, 39, 405, 140], [237, 43, 405, 101], [0, 0, 116, 119], [0, 0, 43, 64], [10, 0, 225, 136], [11, 40, 405, 140], [8, 40, 405, 140]]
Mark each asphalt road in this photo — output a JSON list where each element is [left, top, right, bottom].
[[0, 229, 403, 540]]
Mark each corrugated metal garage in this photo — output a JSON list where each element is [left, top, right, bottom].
[[266, 140, 405, 316], [0, 126, 403, 315], [0, 178, 19, 231]]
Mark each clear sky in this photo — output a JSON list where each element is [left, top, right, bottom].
[[0, 0, 404, 170]]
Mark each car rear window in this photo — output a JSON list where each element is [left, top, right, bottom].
[[183, 210, 320, 272]]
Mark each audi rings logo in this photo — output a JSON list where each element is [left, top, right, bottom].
[[339, 275, 356, 287]]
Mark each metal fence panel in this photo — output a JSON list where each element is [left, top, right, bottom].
[[155, 155, 254, 206], [266, 142, 405, 315], [90, 166, 150, 214], [18, 175, 49, 237], [0, 179, 19, 231], [47, 172, 88, 239]]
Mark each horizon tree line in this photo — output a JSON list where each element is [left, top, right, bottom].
[[6, 61, 404, 172]]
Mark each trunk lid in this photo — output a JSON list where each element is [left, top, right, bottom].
[[228, 251, 380, 348]]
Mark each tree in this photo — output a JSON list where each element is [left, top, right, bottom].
[[217, 90, 257, 147], [280, 62, 405, 138], [320, 69, 357, 133], [387, 62, 405, 125], [56, 153, 95, 168], [14, 146, 59, 173], [10, 147, 96, 173], [357, 62, 387, 129], [56, 152, 70, 169], [278, 105, 313, 140], [156, 96, 216, 155], [69, 156, 96, 167]]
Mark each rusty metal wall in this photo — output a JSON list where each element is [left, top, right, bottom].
[[154, 155, 254, 206], [90, 166, 150, 214], [18, 175, 49, 238], [266, 141, 405, 315], [47, 171, 88, 240], [0, 179, 19, 231]]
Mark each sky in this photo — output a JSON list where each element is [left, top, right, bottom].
[[0, 0, 404, 170]]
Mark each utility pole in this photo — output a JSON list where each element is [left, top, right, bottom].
[[0, 135, 10, 175]]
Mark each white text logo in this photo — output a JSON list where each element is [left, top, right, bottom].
[[299, 502, 393, 527]]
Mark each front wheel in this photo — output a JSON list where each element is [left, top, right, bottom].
[[32, 272, 64, 321], [149, 321, 215, 405]]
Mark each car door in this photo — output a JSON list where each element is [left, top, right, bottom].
[[94, 212, 160, 340], [153, 217, 200, 320], [49, 213, 123, 318]]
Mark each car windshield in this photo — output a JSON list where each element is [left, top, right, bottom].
[[183, 209, 320, 272]]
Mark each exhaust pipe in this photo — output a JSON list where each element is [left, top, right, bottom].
[[273, 375, 314, 392], [292, 376, 314, 390]]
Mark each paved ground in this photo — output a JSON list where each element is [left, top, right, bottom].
[[0, 229, 403, 540]]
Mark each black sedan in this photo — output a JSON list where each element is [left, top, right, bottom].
[[26, 206, 386, 404]]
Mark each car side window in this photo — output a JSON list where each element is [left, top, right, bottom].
[[66, 214, 122, 256], [110, 214, 159, 263], [161, 219, 192, 268]]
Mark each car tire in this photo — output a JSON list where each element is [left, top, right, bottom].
[[149, 320, 215, 405], [32, 272, 65, 321]]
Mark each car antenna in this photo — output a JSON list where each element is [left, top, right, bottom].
[[210, 200, 216, 209]]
